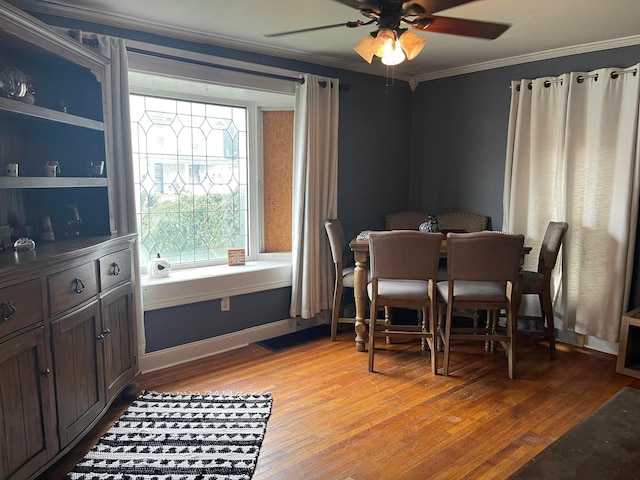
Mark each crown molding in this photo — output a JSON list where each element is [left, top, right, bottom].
[[414, 35, 640, 82], [8, 0, 413, 82], [13, 0, 638, 85]]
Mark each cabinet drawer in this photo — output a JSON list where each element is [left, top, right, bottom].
[[99, 249, 132, 291], [48, 262, 98, 316], [0, 279, 43, 337]]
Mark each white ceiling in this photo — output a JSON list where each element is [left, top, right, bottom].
[[12, 0, 640, 81]]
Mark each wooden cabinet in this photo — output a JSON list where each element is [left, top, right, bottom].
[[0, 1, 114, 240], [0, 5, 139, 478], [0, 279, 42, 337], [101, 281, 136, 400], [0, 327, 58, 480], [0, 235, 138, 479], [51, 300, 105, 448]]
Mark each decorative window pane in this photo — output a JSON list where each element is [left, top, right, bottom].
[[130, 94, 248, 267]]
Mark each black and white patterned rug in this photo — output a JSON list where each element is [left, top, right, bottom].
[[66, 390, 273, 480]]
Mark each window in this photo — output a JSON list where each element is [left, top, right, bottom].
[[128, 69, 294, 270], [130, 94, 248, 266]]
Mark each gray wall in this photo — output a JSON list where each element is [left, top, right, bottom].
[[411, 45, 640, 230]]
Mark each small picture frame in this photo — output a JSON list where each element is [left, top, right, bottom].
[[227, 248, 246, 266]]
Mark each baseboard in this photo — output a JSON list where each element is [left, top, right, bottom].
[[556, 329, 618, 355], [139, 313, 329, 373]]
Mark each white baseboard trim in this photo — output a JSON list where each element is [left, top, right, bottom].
[[139, 313, 329, 374]]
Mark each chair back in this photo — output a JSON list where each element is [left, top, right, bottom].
[[324, 218, 348, 267], [436, 212, 490, 232], [368, 231, 442, 281], [446, 231, 525, 283], [385, 211, 430, 230], [538, 222, 569, 274]]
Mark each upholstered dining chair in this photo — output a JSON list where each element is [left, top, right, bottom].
[[367, 230, 443, 374], [518, 221, 569, 359], [434, 212, 491, 320], [436, 212, 491, 232], [437, 231, 525, 379], [385, 211, 430, 230], [324, 218, 357, 341]]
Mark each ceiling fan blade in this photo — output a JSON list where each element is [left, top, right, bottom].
[[265, 20, 370, 38], [405, 0, 478, 15], [412, 14, 510, 39]]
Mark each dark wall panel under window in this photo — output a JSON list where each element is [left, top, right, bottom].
[[144, 287, 292, 352]]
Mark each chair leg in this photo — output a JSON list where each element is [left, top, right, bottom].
[[427, 306, 437, 375], [541, 290, 557, 360], [368, 300, 378, 372], [384, 307, 393, 344], [507, 307, 515, 379], [436, 303, 445, 352], [331, 284, 342, 341], [443, 306, 453, 376], [419, 308, 429, 351], [485, 311, 493, 352]]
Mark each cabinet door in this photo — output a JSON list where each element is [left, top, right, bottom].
[[0, 327, 57, 480], [101, 282, 138, 401], [51, 301, 105, 448]]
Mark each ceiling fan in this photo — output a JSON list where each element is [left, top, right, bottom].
[[266, 0, 510, 66]]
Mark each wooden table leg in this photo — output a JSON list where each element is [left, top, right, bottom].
[[353, 249, 368, 352]]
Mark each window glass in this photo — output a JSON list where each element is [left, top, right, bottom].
[[128, 70, 294, 270], [131, 94, 248, 266]]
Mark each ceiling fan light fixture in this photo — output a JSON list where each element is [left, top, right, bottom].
[[353, 34, 375, 63], [372, 27, 396, 58], [398, 29, 426, 61], [381, 42, 406, 66]]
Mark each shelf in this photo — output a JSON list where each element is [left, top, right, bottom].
[[0, 97, 104, 131], [0, 177, 107, 189]]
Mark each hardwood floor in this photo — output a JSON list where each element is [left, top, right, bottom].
[[40, 329, 634, 479]]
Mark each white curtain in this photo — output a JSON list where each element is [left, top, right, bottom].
[[290, 74, 340, 319], [68, 31, 145, 354], [504, 65, 640, 343]]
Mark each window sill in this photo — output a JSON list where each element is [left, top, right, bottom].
[[141, 260, 292, 311]]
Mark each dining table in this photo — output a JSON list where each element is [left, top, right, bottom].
[[348, 231, 531, 352]]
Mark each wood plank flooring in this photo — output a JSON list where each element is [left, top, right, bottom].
[[40, 329, 634, 479]]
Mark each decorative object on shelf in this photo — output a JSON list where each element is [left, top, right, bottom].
[[419, 215, 442, 233], [64, 204, 82, 237], [6, 163, 18, 177], [40, 215, 55, 241], [19, 74, 35, 104], [0, 225, 12, 249], [148, 253, 171, 277], [0, 65, 28, 100], [45, 161, 59, 177], [13, 237, 36, 252], [87, 160, 104, 177]]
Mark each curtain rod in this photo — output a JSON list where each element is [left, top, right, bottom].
[[87, 41, 351, 91]]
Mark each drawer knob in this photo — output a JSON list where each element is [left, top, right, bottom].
[[1, 301, 16, 321], [112, 262, 121, 276], [97, 333, 105, 341], [42, 368, 51, 376], [103, 328, 111, 336], [74, 277, 85, 294]]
